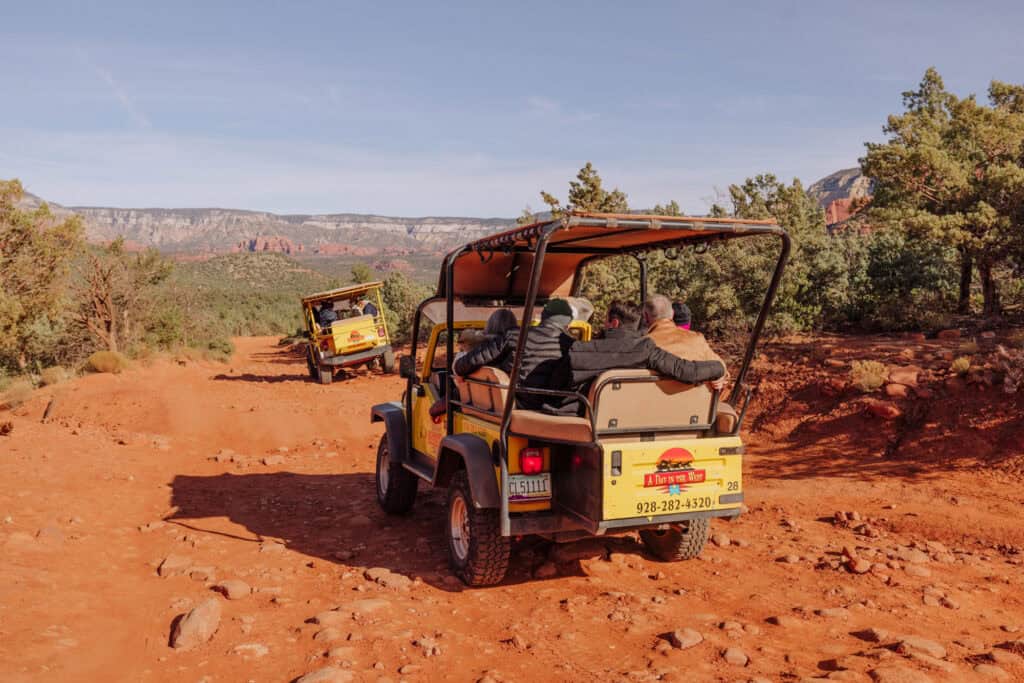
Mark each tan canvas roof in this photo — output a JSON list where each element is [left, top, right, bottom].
[[301, 281, 383, 305], [438, 211, 783, 299]]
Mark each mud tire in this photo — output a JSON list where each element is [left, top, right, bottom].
[[306, 350, 318, 381], [381, 348, 396, 374], [375, 436, 417, 514], [445, 469, 509, 586], [640, 518, 710, 561]]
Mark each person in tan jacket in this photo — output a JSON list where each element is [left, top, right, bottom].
[[643, 294, 728, 391]]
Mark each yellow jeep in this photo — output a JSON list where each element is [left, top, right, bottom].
[[370, 211, 789, 585], [302, 282, 394, 384]]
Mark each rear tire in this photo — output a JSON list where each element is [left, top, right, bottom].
[[375, 436, 417, 514], [318, 367, 333, 385], [445, 470, 509, 586], [381, 348, 396, 374], [306, 350, 318, 381], [640, 518, 710, 561]]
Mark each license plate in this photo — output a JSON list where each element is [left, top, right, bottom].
[[508, 473, 551, 502]]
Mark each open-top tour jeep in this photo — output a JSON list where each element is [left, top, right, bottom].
[[371, 211, 789, 586], [302, 281, 394, 384]]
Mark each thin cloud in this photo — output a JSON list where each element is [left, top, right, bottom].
[[79, 49, 152, 129]]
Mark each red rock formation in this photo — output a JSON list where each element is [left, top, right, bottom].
[[234, 236, 304, 254]]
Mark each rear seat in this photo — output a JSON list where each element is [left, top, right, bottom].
[[463, 367, 736, 442], [464, 368, 594, 443], [587, 369, 736, 434]]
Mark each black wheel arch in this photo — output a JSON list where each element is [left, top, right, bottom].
[[370, 402, 409, 466], [435, 434, 500, 509]]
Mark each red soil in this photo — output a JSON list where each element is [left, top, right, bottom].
[[1, 335, 1022, 682]]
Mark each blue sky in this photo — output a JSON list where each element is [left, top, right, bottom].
[[3, 1, 1023, 216]]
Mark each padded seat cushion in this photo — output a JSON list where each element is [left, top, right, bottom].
[[509, 410, 593, 443], [588, 369, 719, 432]]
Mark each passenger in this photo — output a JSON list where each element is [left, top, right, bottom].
[[454, 300, 575, 410], [359, 298, 379, 317], [437, 310, 518, 421], [564, 300, 726, 398], [672, 301, 692, 330], [644, 294, 728, 390], [318, 303, 338, 327], [453, 309, 519, 376], [483, 308, 517, 339]]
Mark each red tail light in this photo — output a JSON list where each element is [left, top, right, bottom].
[[378, 326, 386, 337], [519, 447, 543, 475], [320, 340, 329, 350]]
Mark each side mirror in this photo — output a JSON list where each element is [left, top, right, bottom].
[[398, 355, 415, 379]]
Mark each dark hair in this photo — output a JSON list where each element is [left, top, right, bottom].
[[607, 300, 641, 328], [672, 302, 691, 326], [485, 308, 517, 337]]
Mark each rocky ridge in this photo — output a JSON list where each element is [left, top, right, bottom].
[[17, 191, 510, 254]]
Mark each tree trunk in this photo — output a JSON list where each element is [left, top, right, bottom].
[[979, 259, 1001, 318], [957, 249, 972, 315]]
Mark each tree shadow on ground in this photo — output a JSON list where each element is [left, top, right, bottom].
[[166, 471, 613, 590]]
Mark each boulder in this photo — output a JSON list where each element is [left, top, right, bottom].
[[170, 598, 221, 649]]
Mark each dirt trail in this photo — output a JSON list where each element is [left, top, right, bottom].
[[1, 336, 1023, 683]]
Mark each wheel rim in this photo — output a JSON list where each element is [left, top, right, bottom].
[[377, 446, 389, 496], [449, 493, 470, 562]]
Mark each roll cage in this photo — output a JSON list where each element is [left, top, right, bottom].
[[406, 211, 790, 535]]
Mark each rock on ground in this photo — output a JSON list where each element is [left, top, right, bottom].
[[214, 579, 250, 600], [667, 628, 703, 650], [868, 666, 935, 683], [722, 647, 749, 666], [170, 598, 221, 649], [157, 554, 192, 577], [295, 667, 354, 683]]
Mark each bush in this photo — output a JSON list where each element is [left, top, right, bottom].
[[850, 360, 887, 393], [204, 338, 234, 362], [2, 379, 34, 409], [40, 366, 69, 386], [86, 350, 131, 374], [951, 356, 971, 375]]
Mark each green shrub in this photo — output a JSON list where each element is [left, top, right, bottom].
[[204, 338, 234, 362], [2, 379, 34, 409], [40, 366, 69, 386], [86, 350, 131, 374], [850, 360, 887, 393], [951, 356, 971, 375]]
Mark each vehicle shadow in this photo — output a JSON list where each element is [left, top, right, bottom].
[[211, 372, 312, 384], [166, 471, 586, 590]]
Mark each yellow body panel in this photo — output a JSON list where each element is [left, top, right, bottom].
[[329, 315, 383, 354], [602, 435, 743, 521]]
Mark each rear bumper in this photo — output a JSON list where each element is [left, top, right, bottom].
[[319, 345, 391, 367], [508, 497, 743, 536]]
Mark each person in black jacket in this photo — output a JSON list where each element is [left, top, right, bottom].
[[454, 299, 576, 410], [565, 300, 725, 391]]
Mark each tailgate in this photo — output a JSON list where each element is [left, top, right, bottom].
[[330, 315, 380, 351], [601, 436, 743, 521]]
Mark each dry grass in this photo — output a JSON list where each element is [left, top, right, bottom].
[[850, 360, 887, 393], [2, 379, 34, 409], [951, 356, 971, 375], [86, 350, 131, 374], [40, 366, 69, 386]]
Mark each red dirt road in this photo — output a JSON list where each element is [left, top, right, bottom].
[[1, 336, 1023, 682]]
